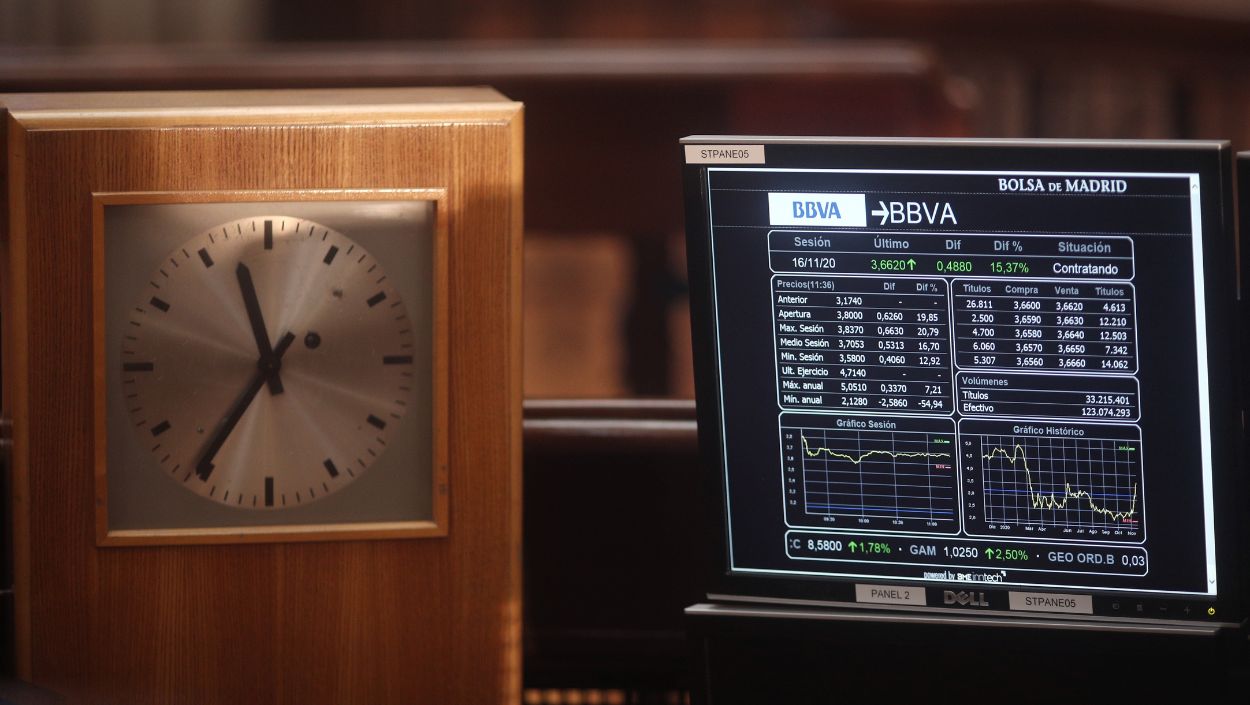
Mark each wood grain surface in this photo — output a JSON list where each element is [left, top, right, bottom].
[[1, 88, 523, 705]]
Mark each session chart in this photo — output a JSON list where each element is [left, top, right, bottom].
[[780, 413, 957, 533]]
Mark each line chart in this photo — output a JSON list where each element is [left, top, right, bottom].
[[780, 414, 958, 534], [966, 423, 1145, 543]]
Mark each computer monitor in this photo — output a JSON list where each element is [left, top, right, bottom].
[[682, 137, 1244, 627]]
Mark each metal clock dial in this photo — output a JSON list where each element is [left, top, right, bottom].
[[120, 216, 416, 509]]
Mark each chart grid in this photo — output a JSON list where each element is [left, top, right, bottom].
[[789, 426, 957, 526], [978, 433, 1144, 535]]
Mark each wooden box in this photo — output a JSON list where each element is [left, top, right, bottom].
[[1, 88, 522, 704]]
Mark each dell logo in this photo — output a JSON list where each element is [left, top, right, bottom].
[[943, 590, 990, 607]]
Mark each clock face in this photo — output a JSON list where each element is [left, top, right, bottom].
[[120, 216, 416, 509]]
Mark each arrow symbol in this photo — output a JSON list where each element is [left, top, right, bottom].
[[871, 201, 889, 224]]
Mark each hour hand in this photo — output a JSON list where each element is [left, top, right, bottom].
[[236, 262, 285, 394]]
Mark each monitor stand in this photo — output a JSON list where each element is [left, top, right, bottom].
[[686, 602, 1246, 705]]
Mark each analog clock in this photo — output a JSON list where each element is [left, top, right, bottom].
[[5, 89, 517, 702], [122, 215, 415, 509], [99, 195, 445, 541]]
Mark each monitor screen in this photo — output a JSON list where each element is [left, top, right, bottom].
[[682, 138, 1243, 625]]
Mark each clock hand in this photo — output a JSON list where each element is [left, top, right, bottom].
[[236, 262, 285, 395], [195, 331, 296, 481]]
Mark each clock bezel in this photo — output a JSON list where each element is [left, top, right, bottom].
[[90, 188, 451, 546]]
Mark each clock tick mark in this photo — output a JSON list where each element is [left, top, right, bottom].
[[264, 220, 273, 250], [324, 459, 339, 478], [322, 482, 329, 493], [198, 248, 214, 268], [323, 246, 339, 265], [209, 232, 216, 244], [265, 477, 274, 506], [367, 414, 386, 430], [376, 276, 387, 284], [346, 245, 354, 255], [149, 281, 160, 289], [366, 448, 377, 458], [368, 264, 377, 273], [382, 355, 413, 365], [321, 231, 328, 241], [357, 254, 367, 264], [209, 485, 217, 497], [150, 420, 171, 436], [376, 437, 386, 446], [367, 292, 387, 307], [169, 257, 179, 268], [182, 248, 190, 259], [149, 296, 170, 312], [159, 269, 168, 278], [347, 468, 355, 478], [161, 454, 170, 463], [223, 490, 230, 502], [123, 362, 154, 372]]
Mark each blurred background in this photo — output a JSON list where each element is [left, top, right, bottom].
[[4, 0, 1249, 400], [3, 4, 1250, 703]]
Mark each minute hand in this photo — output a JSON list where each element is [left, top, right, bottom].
[[195, 332, 296, 481], [236, 262, 285, 395]]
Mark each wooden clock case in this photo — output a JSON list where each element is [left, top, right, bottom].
[[1, 88, 522, 704]]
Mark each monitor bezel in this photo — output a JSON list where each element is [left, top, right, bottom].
[[683, 137, 1244, 628]]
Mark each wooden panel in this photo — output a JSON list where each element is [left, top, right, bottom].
[[520, 400, 699, 692], [2, 88, 522, 705]]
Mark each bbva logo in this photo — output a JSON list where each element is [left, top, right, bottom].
[[791, 201, 843, 219]]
